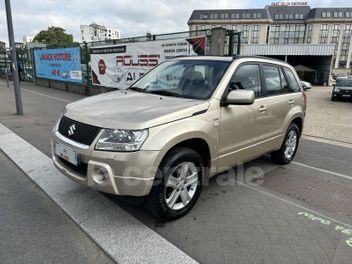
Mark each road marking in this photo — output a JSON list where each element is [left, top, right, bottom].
[[292, 161, 352, 180], [23, 88, 73, 103], [298, 212, 352, 248], [302, 135, 352, 149], [0, 123, 197, 264], [241, 182, 352, 230]]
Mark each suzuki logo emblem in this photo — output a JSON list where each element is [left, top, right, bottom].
[[68, 124, 76, 136]]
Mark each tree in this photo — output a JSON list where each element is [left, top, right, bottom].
[[33, 27, 77, 48]]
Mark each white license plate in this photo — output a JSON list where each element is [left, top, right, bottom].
[[55, 142, 78, 166]]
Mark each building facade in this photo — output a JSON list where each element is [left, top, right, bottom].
[[0, 41, 5, 51], [23, 36, 34, 44], [188, 4, 352, 81], [80, 22, 120, 42]]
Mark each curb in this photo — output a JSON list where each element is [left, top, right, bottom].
[[0, 123, 198, 264]]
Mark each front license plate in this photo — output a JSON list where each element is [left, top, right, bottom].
[[55, 142, 78, 166]]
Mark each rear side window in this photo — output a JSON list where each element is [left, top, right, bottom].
[[262, 65, 282, 96], [228, 64, 261, 97], [284, 67, 301, 93], [279, 68, 290, 93]]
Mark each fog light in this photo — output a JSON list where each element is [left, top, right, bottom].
[[93, 167, 108, 184]]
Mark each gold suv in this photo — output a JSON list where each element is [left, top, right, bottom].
[[52, 56, 306, 220]]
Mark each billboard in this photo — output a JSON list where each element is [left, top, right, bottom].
[[34, 47, 82, 83], [90, 36, 206, 89]]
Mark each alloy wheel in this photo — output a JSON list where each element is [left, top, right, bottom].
[[284, 130, 297, 160], [164, 162, 199, 211]]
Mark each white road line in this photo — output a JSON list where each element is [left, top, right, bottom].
[[0, 123, 197, 264], [292, 161, 352, 180], [241, 182, 352, 229], [302, 135, 352, 149], [22, 88, 73, 103]]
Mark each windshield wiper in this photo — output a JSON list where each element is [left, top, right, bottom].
[[128, 87, 146, 92], [147, 90, 181, 97]]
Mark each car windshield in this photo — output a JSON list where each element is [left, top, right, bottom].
[[336, 78, 352, 87], [129, 60, 231, 100]]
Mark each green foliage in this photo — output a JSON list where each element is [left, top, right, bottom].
[[33, 27, 75, 48]]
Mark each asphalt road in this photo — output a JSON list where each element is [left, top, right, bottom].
[[0, 150, 113, 264], [1, 80, 352, 263]]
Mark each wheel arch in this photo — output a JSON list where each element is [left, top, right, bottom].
[[290, 116, 303, 135], [161, 138, 212, 169]]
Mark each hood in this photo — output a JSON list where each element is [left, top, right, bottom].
[[63, 90, 209, 130]]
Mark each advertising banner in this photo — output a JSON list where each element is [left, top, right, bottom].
[[34, 47, 82, 83], [90, 36, 206, 89]]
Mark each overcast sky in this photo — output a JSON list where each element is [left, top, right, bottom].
[[0, 0, 351, 44]]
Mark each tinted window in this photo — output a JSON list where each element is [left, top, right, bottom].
[[263, 65, 282, 96], [228, 64, 261, 97], [279, 68, 290, 93], [284, 68, 301, 92]]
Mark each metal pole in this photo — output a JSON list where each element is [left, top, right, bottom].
[[237, 33, 241, 55], [5, 0, 23, 115], [228, 30, 234, 56], [31, 48, 37, 85], [4, 49, 9, 87], [84, 42, 89, 85]]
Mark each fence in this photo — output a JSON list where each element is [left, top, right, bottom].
[[0, 48, 34, 82], [0, 50, 9, 79], [0, 28, 241, 94]]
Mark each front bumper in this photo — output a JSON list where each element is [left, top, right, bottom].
[[332, 91, 352, 99], [52, 131, 164, 196]]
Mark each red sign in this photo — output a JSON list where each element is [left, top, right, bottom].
[[271, 2, 308, 6]]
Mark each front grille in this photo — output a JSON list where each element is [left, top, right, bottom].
[[58, 116, 101, 146], [58, 156, 88, 176], [341, 89, 352, 94]]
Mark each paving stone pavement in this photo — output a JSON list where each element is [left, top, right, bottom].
[[1, 80, 352, 263]]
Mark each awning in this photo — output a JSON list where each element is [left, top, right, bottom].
[[294, 64, 317, 72], [241, 44, 336, 56]]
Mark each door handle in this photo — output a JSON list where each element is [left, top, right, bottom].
[[289, 99, 295, 105], [258, 106, 267, 112]]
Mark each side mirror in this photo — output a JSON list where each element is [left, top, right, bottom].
[[223, 90, 255, 106]]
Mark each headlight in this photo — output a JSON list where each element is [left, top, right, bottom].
[[95, 129, 148, 152], [334, 87, 340, 92]]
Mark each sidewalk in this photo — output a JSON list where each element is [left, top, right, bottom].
[[303, 86, 352, 144], [0, 151, 113, 264]]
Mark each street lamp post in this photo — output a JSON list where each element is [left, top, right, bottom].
[[4, 0, 23, 115]]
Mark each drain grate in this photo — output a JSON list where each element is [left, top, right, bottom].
[[255, 167, 352, 217]]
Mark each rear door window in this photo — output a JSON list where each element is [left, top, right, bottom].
[[284, 67, 301, 93], [279, 68, 290, 93]]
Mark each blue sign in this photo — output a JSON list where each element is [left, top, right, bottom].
[[34, 47, 82, 83]]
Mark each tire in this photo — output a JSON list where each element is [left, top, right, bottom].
[[271, 123, 300, 165], [144, 147, 205, 221]]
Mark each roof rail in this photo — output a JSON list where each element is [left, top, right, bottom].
[[232, 55, 285, 63]]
